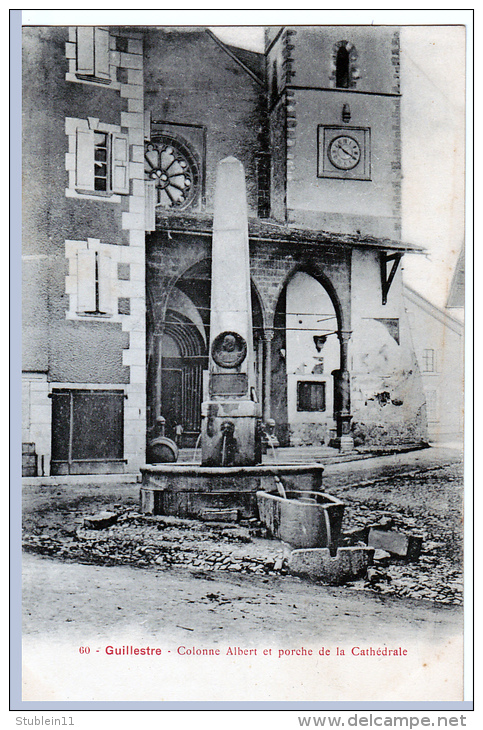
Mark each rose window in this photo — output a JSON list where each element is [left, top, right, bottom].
[[144, 137, 199, 209]]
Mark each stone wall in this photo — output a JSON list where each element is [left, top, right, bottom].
[[22, 26, 147, 472]]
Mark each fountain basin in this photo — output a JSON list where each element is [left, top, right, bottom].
[[140, 463, 324, 519], [256, 490, 345, 550]]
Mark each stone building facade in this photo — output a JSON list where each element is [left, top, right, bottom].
[[22, 25, 427, 476]]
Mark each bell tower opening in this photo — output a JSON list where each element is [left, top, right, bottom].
[[335, 44, 350, 88]]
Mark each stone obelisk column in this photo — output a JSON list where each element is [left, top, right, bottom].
[[201, 157, 262, 466]]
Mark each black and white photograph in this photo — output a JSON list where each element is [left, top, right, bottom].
[[16, 9, 470, 711]]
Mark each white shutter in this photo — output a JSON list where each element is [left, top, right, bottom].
[[76, 27, 95, 76], [77, 249, 96, 313], [98, 251, 113, 315], [94, 27, 111, 81], [145, 180, 156, 231], [111, 133, 129, 194], [75, 128, 94, 190]]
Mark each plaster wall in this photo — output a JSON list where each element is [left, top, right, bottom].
[[285, 272, 338, 445], [286, 89, 401, 238], [404, 291, 464, 440], [350, 249, 427, 446]]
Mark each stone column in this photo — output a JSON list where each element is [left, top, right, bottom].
[[333, 330, 354, 452], [154, 325, 165, 423], [263, 328, 274, 422], [257, 337, 264, 406]]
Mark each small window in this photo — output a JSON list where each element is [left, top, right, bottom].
[[76, 27, 111, 83], [76, 127, 129, 196], [336, 45, 350, 88], [424, 388, 439, 422], [422, 349, 435, 372], [94, 132, 109, 191], [297, 381, 326, 412], [332, 41, 359, 90]]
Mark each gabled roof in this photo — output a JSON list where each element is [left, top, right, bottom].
[[205, 29, 264, 86], [404, 285, 464, 335], [446, 245, 465, 309]]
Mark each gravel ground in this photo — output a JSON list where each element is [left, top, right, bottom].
[[22, 458, 464, 606]]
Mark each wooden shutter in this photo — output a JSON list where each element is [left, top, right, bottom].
[[98, 250, 113, 315], [76, 27, 95, 75], [94, 27, 111, 80], [77, 249, 96, 313], [145, 180, 156, 231], [77, 27, 110, 81], [111, 133, 129, 194], [76, 128, 94, 190]]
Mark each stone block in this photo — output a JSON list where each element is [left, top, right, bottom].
[[122, 212, 145, 231], [120, 52, 143, 69], [288, 546, 374, 585], [257, 490, 343, 550], [200, 508, 239, 523], [83, 512, 118, 529], [127, 69, 143, 85], [128, 39, 143, 55], [368, 529, 423, 561], [373, 549, 392, 564], [340, 526, 367, 546]]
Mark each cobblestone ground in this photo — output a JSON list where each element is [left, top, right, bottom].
[[22, 460, 464, 606]]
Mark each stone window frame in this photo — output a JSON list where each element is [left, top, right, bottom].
[[65, 117, 129, 202], [65, 238, 132, 324], [65, 27, 121, 90], [329, 40, 360, 89]]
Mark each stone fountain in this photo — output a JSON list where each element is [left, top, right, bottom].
[[140, 158, 326, 520]]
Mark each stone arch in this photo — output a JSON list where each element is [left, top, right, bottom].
[[158, 257, 267, 332], [268, 263, 351, 446], [147, 255, 268, 443], [273, 261, 347, 333], [330, 40, 359, 89]]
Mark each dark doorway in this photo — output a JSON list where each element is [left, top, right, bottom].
[[51, 389, 125, 475]]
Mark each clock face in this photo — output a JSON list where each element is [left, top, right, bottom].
[[144, 137, 198, 209], [328, 135, 361, 170]]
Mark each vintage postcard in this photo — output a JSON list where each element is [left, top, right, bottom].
[[14, 8, 471, 714]]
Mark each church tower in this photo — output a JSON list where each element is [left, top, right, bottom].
[[266, 26, 401, 239]]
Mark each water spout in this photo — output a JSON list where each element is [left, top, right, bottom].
[[273, 473, 287, 499], [221, 431, 228, 466]]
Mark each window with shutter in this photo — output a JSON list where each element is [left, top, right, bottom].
[[76, 128, 95, 190], [76, 249, 113, 316], [76, 27, 111, 83], [111, 133, 129, 194], [76, 249, 96, 313], [72, 121, 129, 197]]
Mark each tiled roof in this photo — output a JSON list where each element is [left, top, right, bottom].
[[154, 212, 425, 253]]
